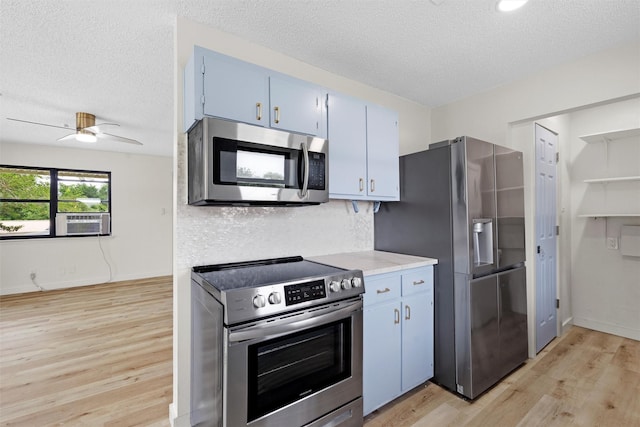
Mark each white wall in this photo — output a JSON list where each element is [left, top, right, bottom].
[[172, 17, 432, 426], [431, 41, 640, 355], [0, 142, 173, 294], [568, 98, 640, 340]]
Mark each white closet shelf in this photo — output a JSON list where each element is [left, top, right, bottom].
[[583, 176, 640, 183], [578, 213, 640, 218], [579, 127, 640, 144]]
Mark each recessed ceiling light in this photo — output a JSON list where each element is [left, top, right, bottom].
[[497, 0, 529, 12]]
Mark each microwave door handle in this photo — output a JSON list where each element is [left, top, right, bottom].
[[299, 142, 310, 199]]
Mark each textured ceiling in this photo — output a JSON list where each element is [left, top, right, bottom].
[[1, 0, 639, 157]]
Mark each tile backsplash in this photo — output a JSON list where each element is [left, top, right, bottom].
[[176, 137, 374, 270]]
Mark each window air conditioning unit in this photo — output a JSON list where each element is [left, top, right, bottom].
[[56, 213, 111, 236]]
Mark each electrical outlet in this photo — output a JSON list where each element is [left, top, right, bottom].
[[606, 237, 619, 250]]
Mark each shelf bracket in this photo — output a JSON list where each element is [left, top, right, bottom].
[[351, 200, 359, 213]]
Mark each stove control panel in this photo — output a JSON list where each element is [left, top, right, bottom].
[[284, 279, 326, 306]]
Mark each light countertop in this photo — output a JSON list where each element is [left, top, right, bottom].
[[308, 250, 437, 277]]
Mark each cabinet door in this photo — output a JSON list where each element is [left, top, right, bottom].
[[269, 74, 324, 137], [202, 53, 269, 127], [327, 92, 368, 198], [363, 301, 401, 415], [365, 104, 399, 200], [401, 292, 434, 392]]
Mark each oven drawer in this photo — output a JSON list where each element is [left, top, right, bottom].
[[303, 397, 363, 427]]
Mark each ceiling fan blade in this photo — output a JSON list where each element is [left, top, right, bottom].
[[98, 132, 143, 145], [84, 123, 119, 133], [7, 117, 71, 130], [57, 133, 77, 142]]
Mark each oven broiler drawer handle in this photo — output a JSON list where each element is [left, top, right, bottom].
[[228, 300, 363, 342]]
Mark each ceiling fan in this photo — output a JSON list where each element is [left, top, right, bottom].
[[6, 112, 143, 145]]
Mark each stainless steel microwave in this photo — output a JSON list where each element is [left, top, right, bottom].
[[187, 118, 329, 206]]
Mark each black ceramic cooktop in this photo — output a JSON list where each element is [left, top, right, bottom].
[[192, 256, 346, 291]]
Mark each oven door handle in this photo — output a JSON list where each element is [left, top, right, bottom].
[[228, 300, 362, 342]]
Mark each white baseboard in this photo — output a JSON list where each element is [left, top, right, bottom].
[[0, 269, 172, 295], [169, 402, 191, 427], [561, 316, 573, 334], [573, 316, 640, 341]]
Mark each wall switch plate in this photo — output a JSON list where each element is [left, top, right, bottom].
[[606, 237, 619, 250]]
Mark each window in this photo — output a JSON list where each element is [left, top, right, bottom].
[[0, 165, 111, 240]]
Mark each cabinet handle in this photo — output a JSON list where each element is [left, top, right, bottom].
[[376, 287, 390, 294], [394, 308, 400, 324], [413, 279, 425, 286], [405, 305, 411, 320], [359, 178, 364, 192], [370, 179, 375, 192], [274, 106, 280, 124], [256, 102, 262, 121]]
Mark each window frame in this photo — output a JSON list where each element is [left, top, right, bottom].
[[0, 164, 112, 240]]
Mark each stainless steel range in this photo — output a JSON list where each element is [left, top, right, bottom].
[[190, 256, 365, 427]]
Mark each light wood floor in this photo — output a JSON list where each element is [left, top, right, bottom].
[[365, 326, 640, 427], [0, 277, 173, 426], [1, 277, 638, 426]]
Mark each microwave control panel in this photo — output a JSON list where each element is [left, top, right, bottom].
[[307, 153, 326, 190]]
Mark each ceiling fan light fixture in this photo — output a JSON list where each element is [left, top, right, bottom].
[[76, 130, 97, 143], [497, 0, 528, 12]]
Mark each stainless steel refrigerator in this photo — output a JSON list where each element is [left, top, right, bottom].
[[374, 136, 528, 399]]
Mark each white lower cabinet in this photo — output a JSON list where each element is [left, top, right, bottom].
[[362, 266, 434, 415]]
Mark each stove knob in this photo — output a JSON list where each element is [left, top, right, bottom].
[[351, 277, 362, 288], [341, 279, 352, 290], [329, 281, 341, 293], [268, 292, 282, 305], [253, 294, 267, 308]]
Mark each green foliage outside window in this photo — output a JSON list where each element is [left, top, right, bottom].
[[0, 169, 50, 220]]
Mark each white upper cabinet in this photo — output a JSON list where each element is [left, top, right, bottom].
[[184, 46, 326, 138], [327, 93, 368, 197], [269, 74, 325, 137], [366, 103, 400, 200], [327, 92, 399, 201], [202, 53, 269, 127]]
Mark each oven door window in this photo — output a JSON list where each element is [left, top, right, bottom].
[[247, 318, 352, 422]]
